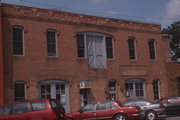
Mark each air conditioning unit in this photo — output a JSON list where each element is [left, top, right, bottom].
[[80, 81, 91, 89]]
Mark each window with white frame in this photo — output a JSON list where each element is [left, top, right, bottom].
[[12, 26, 24, 56], [125, 79, 146, 99], [108, 80, 117, 100], [77, 32, 114, 68], [47, 30, 57, 57], [153, 79, 160, 100], [128, 37, 136, 59], [14, 82, 26, 101], [149, 39, 156, 60]]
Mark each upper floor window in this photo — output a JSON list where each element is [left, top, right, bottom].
[[77, 32, 114, 68], [14, 82, 26, 101], [128, 37, 136, 59], [47, 30, 57, 57], [12, 26, 24, 56], [149, 39, 156, 60]]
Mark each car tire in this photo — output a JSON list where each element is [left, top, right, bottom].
[[114, 114, 127, 120], [145, 111, 157, 120]]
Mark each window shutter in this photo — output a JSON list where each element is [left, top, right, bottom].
[[87, 36, 95, 68], [95, 37, 106, 68]]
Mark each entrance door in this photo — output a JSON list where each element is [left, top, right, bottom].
[[40, 80, 70, 112]]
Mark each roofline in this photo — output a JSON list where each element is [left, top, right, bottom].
[[1, 2, 161, 27]]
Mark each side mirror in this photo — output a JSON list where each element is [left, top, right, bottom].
[[79, 109, 83, 113]]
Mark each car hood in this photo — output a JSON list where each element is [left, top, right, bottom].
[[66, 111, 79, 117]]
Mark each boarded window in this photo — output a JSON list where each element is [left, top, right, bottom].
[[47, 30, 57, 56], [12, 26, 23, 55]]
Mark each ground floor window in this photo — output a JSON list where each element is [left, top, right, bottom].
[[80, 89, 90, 107], [108, 80, 117, 100], [40, 80, 70, 112], [177, 77, 180, 96], [125, 79, 146, 99], [14, 82, 26, 101], [153, 79, 160, 100]]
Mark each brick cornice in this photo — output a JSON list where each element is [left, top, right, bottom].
[[2, 3, 161, 34]]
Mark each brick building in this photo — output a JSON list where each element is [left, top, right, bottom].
[[2, 3, 172, 112], [0, 2, 4, 105]]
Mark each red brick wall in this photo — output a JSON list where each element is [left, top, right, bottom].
[[166, 62, 180, 97], [2, 3, 171, 111], [0, 3, 4, 105]]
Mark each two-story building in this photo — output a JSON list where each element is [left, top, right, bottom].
[[0, 2, 4, 105], [1, 3, 172, 112]]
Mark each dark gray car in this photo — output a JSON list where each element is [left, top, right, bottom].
[[123, 99, 164, 120]]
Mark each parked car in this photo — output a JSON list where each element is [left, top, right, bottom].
[[66, 100, 143, 120], [123, 99, 164, 120], [160, 97, 180, 115], [0, 99, 66, 120]]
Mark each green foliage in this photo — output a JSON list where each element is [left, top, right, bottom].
[[162, 21, 180, 61]]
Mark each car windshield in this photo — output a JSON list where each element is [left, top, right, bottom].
[[116, 100, 124, 107]]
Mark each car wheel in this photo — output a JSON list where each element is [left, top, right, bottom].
[[146, 111, 157, 120], [114, 114, 127, 120]]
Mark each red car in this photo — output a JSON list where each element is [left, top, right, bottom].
[[0, 99, 66, 120], [66, 100, 143, 120]]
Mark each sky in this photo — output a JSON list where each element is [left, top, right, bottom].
[[1, 0, 180, 29]]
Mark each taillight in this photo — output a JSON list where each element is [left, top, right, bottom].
[[50, 112, 58, 120]]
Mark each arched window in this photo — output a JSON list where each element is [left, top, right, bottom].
[[77, 32, 114, 68]]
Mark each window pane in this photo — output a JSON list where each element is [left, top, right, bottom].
[[12, 27, 23, 55], [106, 37, 113, 58], [14, 83, 25, 101], [128, 38, 136, 59], [149, 40, 156, 60], [77, 34, 85, 58], [47, 30, 56, 56]]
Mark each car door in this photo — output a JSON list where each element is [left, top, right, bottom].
[[7, 102, 32, 120], [95, 102, 116, 120], [77, 103, 97, 120]]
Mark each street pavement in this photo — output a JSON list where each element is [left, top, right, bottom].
[[157, 116, 180, 120]]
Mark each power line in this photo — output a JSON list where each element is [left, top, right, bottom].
[[2, 0, 180, 21]]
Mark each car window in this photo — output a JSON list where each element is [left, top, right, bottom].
[[97, 102, 115, 110], [31, 101, 46, 111], [51, 100, 58, 109], [0, 104, 13, 116], [80, 103, 96, 112], [136, 101, 151, 106], [12, 102, 31, 114]]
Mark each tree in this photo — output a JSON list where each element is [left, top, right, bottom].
[[162, 21, 180, 61]]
